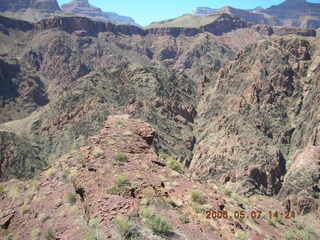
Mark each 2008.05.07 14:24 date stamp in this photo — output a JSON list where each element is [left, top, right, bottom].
[[206, 210, 296, 220]]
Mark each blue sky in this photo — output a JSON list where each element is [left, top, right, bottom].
[[57, 0, 320, 26]]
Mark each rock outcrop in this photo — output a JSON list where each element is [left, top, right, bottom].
[[61, 0, 139, 26]]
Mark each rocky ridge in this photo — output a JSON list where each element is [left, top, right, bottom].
[[61, 0, 139, 26], [191, 0, 320, 29], [0, 115, 319, 240]]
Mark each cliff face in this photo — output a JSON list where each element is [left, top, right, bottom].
[[193, 36, 320, 202], [61, 0, 139, 26]]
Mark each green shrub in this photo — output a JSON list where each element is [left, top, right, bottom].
[[44, 228, 56, 240], [140, 207, 154, 219], [235, 231, 249, 240], [65, 192, 77, 205], [285, 227, 317, 240], [268, 218, 276, 227], [113, 153, 128, 165], [189, 203, 205, 214], [179, 214, 190, 224], [140, 207, 171, 236], [89, 217, 101, 227], [61, 170, 71, 183], [31, 228, 41, 240], [145, 215, 171, 236], [190, 190, 205, 204], [83, 230, 97, 240], [116, 175, 130, 187], [3, 235, 13, 240], [20, 203, 30, 214], [30, 180, 40, 191], [224, 188, 232, 196], [106, 175, 131, 195], [285, 231, 296, 240], [0, 185, 6, 194], [167, 158, 182, 173], [75, 155, 86, 167], [297, 228, 317, 240], [115, 216, 139, 239]]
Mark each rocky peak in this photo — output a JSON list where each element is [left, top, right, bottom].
[[61, 0, 139, 26], [0, 0, 61, 12]]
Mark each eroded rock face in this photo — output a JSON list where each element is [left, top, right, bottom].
[[192, 37, 320, 199]]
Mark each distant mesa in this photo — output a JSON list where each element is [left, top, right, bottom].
[[61, 0, 139, 26]]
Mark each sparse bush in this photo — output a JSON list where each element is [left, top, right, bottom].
[[30, 180, 40, 191], [65, 192, 77, 205], [31, 228, 41, 240], [167, 158, 183, 173], [284, 229, 317, 240], [140, 207, 171, 236], [235, 231, 249, 240], [7, 186, 20, 200], [140, 207, 154, 219], [3, 235, 13, 240], [92, 147, 104, 158], [295, 221, 305, 230], [75, 155, 86, 167], [115, 120, 126, 128], [116, 175, 130, 187], [44, 228, 56, 240], [61, 170, 71, 183], [189, 203, 205, 214], [224, 188, 232, 196], [83, 230, 97, 240], [297, 227, 317, 240], [145, 215, 171, 236], [45, 168, 56, 179], [190, 190, 205, 204], [20, 203, 30, 214], [115, 216, 139, 239], [106, 175, 131, 195], [268, 218, 276, 227], [89, 217, 101, 227], [113, 153, 128, 165], [179, 214, 190, 224], [285, 231, 296, 240], [0, 185, 6, 194]]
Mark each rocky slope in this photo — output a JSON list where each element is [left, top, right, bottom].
[[193, 36, 320, 205], [61, 0, 139, 26], [191, 0, 320, 29], [0, 115, 319, 240]]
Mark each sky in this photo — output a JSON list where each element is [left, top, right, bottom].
[[57, 0, 320, 26]]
